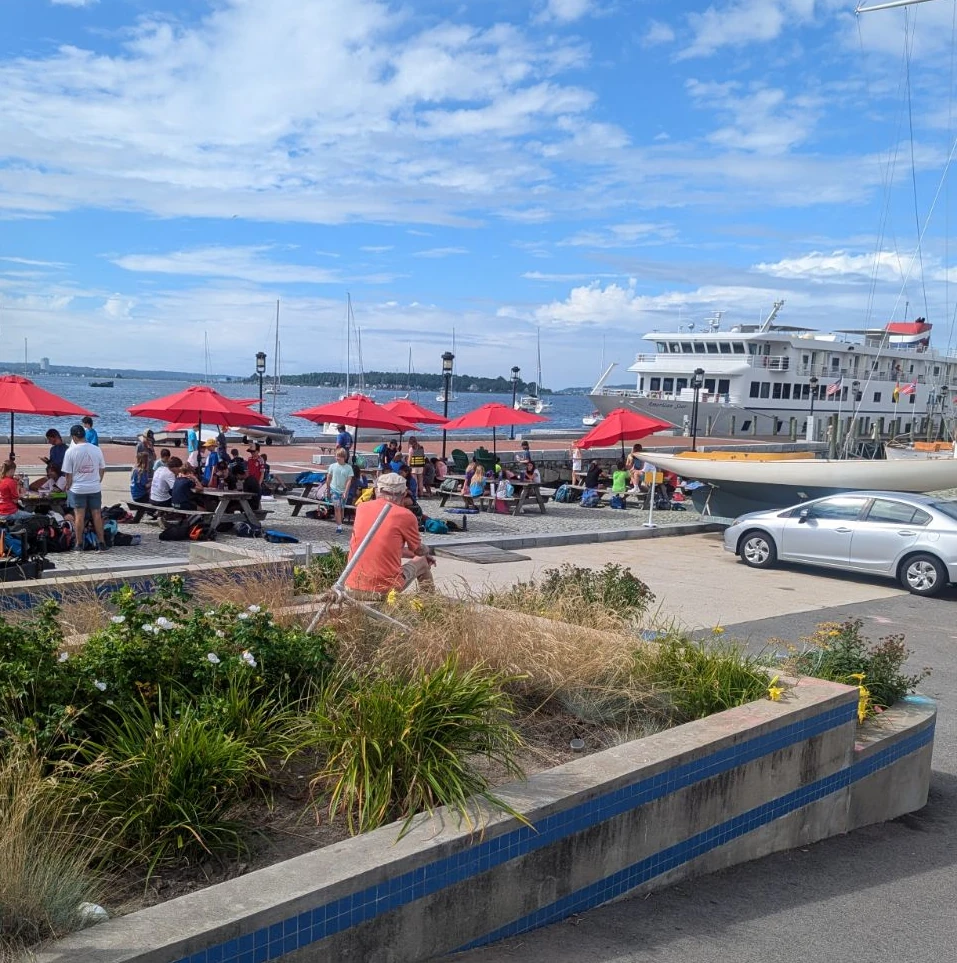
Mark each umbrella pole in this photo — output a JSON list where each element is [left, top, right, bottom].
[[492, 426, 497, 463], [9, 411, 14, 462]]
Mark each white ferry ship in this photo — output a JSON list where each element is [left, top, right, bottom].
[[589, 302, 956, 440]]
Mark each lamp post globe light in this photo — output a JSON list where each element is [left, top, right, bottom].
[[255, 351, 267, 414], [690, 367, 705, 452], [509, 366, 521, 439], [441, 350, 455, 459], [807, 375, 819, 442]]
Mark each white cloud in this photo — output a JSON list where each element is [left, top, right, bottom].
[[103, 295, 135, 319], [412, 247, 469, 258], [50, 0, 99, 6], [754, 250, 905, 283], [536, 0, 594, 25], [643, 21, 676, 47], [360, 245, 394, 253], [111, 246, 342, 284], [558, 223, 677, 248], [0, 256, 66, 268], [0, 0, 597, 226]]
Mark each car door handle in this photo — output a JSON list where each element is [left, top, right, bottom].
[[897, 530, 916, 536], [835, 527, 852, 533]]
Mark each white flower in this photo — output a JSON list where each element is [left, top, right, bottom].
[[94, 681, 107, 692], [237, 612, 250, 621], [247, 604, 261, 614], [156, 617, 173, 630], [110, 615, 126, 625], [241, 650, 257, 668], [204, 610, 215, 617], [57, 651, 69, 663], [206, 653, 221, 664], [215, 630, 225, 639], [106, 700, 114, 706], [141, 624, 153, 633]]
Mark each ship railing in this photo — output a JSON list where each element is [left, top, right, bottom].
[[746, 355, 791, 370]]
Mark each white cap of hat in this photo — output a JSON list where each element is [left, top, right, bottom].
[[376, 472, 407, 496]]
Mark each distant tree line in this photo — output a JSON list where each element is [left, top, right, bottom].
[[247, 370, 552, 394]]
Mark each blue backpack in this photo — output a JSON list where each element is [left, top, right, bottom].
[[554, 483, 576, 503], [609, 494, 626, 510], [424, 518, 449, 534], [581, 489, 600, 508], [264, 529, 299, 544]]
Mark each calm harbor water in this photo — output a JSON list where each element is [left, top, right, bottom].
[[11, 377, 596, 438]]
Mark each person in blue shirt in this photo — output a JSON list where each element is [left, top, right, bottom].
[[335, 424, 353, 454], [41, 429, 68, 472], [201, 438, 221, 485], [82, 416, 99, 446], [187, 424, 199, 456]]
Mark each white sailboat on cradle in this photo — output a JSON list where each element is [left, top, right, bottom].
[[515, 327, 551, 414]]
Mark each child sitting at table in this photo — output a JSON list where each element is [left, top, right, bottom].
[[31, 463, 67, 494]]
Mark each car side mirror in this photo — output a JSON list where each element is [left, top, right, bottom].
[[798, 508, 810, 523]]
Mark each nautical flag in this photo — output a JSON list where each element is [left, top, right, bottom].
[[825, 376, 843, 398], [899, 381, 917, 395]]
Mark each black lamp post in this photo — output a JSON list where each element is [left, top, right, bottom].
[[852, 379, 861, 402], [255, 351, 267, 414], [509, 365, 521, 440], [690, 367, 705, 451], [808, 376, 819, 441], [441, 350, 455, 459]]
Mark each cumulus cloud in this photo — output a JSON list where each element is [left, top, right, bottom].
[[537, 0, 594, 25], [558, 223, 678, 248], [643, 21, 676, 47], [412, 247, 469, 258]]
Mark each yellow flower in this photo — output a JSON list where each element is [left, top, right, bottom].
[[828, 630, 840, 637], [848, 672, 865, 682], [410, 598, 424, 612], [386, 589, 398, 607], [857, 684, 871, 724], [767, 676, 784, 702], [712, 626, 725, 635]]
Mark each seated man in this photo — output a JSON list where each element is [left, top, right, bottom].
[[34, 463, 67, 496], [344, 472, 436, 599], [584, 460, 604, 490]]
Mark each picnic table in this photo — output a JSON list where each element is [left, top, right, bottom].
[[200, 488, 262, 528], [20, 491, 68, 511], [437, 479, 548, 516], [566, 484, 646, 508]]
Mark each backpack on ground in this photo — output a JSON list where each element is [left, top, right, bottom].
[[103, 519, 118, 548], [424, 518, 449, 534], [264, 529, 298, 544], [103, 505, 128, 521], [554, 483, 579, 504], [234, 521, 263, 538], [581, 488, 601, 508], [438, 478, 459, 493], [189, 522, 214, 542], [51, 519, 75, 552], [609, 494, 626, 510], [0, 529, 26, 560], [113, 532, 135, 546], [158, 521, 192, 541]]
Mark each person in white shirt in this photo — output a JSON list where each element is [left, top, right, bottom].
[[61, 423, 108, 551], [36, 464, 67, 495], [150, 457, 178, 508]]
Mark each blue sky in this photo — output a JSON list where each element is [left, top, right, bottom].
[[3, 0, 957, 387]]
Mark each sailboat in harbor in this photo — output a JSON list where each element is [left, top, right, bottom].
[[515, 327, 551, 414], [239, 300, 293, 445]]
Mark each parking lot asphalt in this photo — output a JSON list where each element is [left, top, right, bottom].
[[451, 587, 957, 963]]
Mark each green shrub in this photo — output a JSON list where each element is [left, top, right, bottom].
[[0, 749, 102, 950], [632, 633, 770, 724], [70, 692, 264, 876], [293, 546, 348, 594], [304, 656, 525, 836], [788, 620, 928, 713], [483, 563, 655, 629]]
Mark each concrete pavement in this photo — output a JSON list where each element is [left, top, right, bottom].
[[434, 532, 907, 630], [451, 590, 957, 963]]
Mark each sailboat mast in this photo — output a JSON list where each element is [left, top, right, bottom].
[[536, 326, 543, 395], [271, 299, 281, 419], [346, 294, 352, 396]]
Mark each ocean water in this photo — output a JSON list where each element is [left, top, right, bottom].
[[9, 376, 595, 438]]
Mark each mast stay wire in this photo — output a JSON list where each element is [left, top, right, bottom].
[[904, 8, 932, 321]]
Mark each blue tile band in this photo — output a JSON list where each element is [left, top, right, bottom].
[[167, 698, 927, 963]]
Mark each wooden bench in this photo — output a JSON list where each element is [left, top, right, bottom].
[[564, 485, 645, 508], [286, 494, 322, 517], [128, 501, 214, 524]]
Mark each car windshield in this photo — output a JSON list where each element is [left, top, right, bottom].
[[930, 501, 957, 521]]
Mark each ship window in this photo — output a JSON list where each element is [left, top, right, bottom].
[[800, 384, 810, 400], [704, 379, 716, 393], [904, 422, 912, 432], [638, 377, 644, 391], [748, 343, 758, 354], [663, 378, 674, 393], [733, 343, 746, 354], [909, 394, 916, 404], [781, 384, 791, 399], [706, 342, 719, 354], [676, 377, 688, 392], [842, 387, 848, 401], [831, 357, 840, 369], [749, 381, 760, 398], [719, 343, 732, 354], [694, 342, 706, 353], [741, 419, 752, 431], [669, 343, 680, 353], [873, 391, 881, 402], [681, 343, 693, 353], [759, 383, 770, 399], [650, 377, 661, 391], [718, 379, 730, 394], [772, 383, 782, 399], [909, 363, 914, 373], [934, 366, 940, 376]]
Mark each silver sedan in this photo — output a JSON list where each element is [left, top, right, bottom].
[[723, 490, 957, 597]]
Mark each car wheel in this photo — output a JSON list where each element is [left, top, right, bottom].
[[898, 553, 948, 597], [738, 530, 777, 569], [265, 437, 273, 446]]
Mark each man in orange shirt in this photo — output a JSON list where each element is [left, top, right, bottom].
[[345, 473, 436, 598]]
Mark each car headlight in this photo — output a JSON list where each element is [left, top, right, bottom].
[[730, 516, 744, 528]]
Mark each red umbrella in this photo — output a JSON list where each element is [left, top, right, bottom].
[[0, 374, 96, 461], [129, 385, 270, 451], [441, 402, 547, 456], [577, 408, 672, 458], [382, 398, 448, 425], [292, 394, 418, 453]]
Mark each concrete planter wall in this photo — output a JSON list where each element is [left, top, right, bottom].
[[37, 680, 935, 963]]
